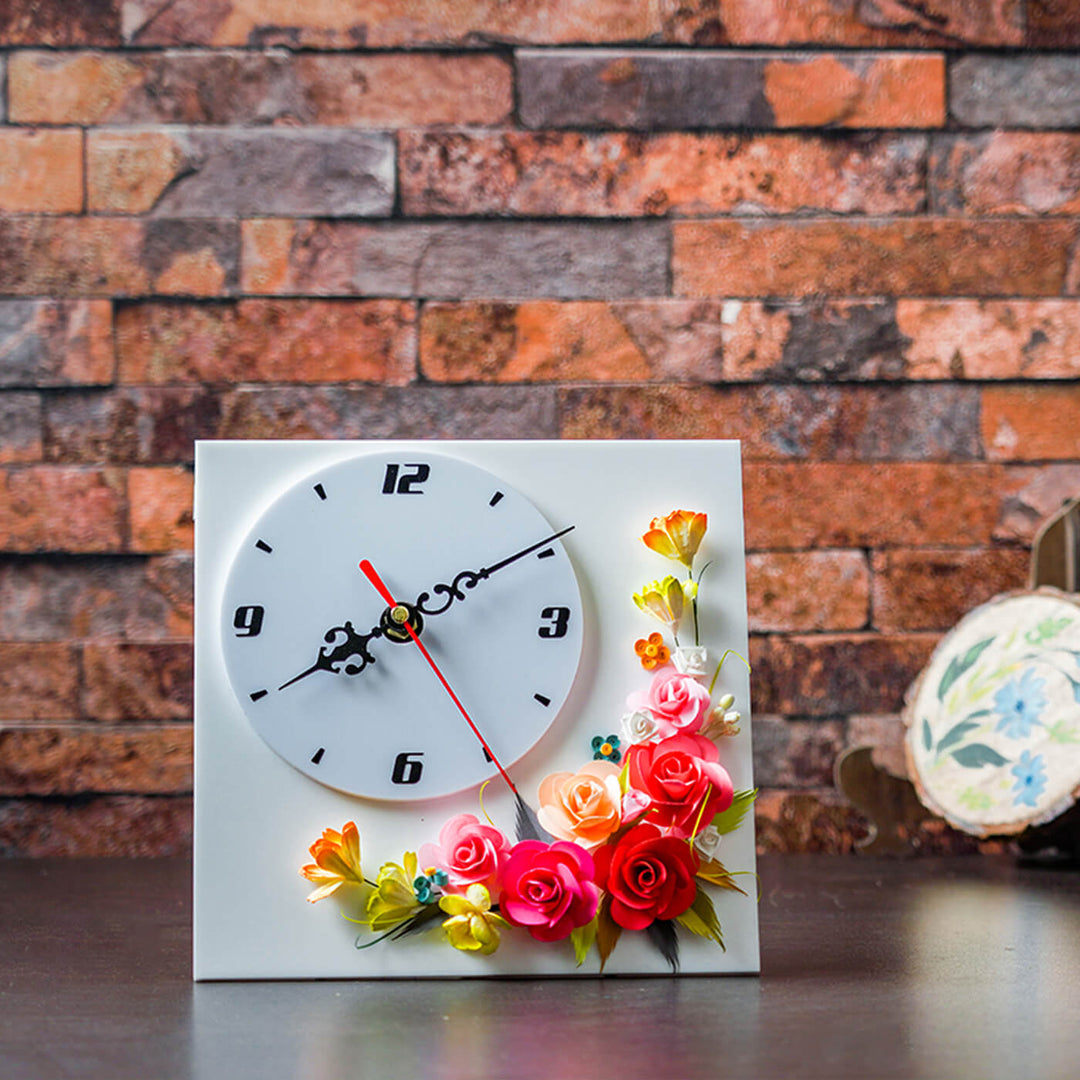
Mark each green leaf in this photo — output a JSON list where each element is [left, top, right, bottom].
[[1025, 616, 1072, 646], [952, 743, 1009, 769], [937, 637, 995, 702], [570, 917, 597, 967], [935, 719, 980, 756], [1069, 677, 1080, 708], [696, 856, 748, 895], [1048, 719, 1080, 745], [922, 718, 933, 752], [595, 897, 622, 973], [711, 789, 757, 835], [958, 786, 993, 812], [676, 887, 724, 949]]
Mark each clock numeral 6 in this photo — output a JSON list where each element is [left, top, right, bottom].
[[391, 751, 424, 785], [538, 606, 571, 639], [233, 605, 265, 638], [382, 463, 430, 495]]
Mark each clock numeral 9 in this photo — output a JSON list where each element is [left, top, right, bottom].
[[538, 606, 571, 639], [233, 605, 265, 638], [391, 751, 424, 785], [382, 463, 430, 495]]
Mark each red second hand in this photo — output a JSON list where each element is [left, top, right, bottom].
[[358, 558, 521, 797]]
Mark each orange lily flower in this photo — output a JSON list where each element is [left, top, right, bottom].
[[643, 510, 707, 569], [300, 821, 364, 903]]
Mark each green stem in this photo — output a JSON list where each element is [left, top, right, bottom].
[[708, 649, 752, 696]]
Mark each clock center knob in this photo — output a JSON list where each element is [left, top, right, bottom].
[[379, 601, 425, 643]]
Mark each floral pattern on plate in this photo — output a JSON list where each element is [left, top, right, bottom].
[[906, 590, 1080, 835]]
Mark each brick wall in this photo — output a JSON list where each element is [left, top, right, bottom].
[[1, 1, 1079, 855]]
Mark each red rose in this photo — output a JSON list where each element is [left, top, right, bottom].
[[594, 823, 699, 930], [499, 840, 600, 942], [626, 734, 734, 836]]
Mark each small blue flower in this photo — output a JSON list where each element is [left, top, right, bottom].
[[994, 669, 1047, 739], [591, 734, 621, 763], [413, 869, 449, 905], [1011, 750, 1047, 808]]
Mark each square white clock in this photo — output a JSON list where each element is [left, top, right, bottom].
[[194, 440, 759, 978]]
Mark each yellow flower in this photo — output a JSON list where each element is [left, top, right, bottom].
[[300, 822, 364, 903], [643, 510, 707, 569], [367, 851, 424, 931], [633, 575, 685, 632], [439, 884, 506, 956]]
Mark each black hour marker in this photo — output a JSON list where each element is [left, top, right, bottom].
[[311, 747, 325, 764], [489, 491, 504, 507], [250, 689, 268, 702], [537, 548, 555, 559], [534, 693, 551, 707], [382, 462, 430, 495], [483, 746, 493, 762], [234, 605, 265, 638], [313, 483, 327, 500], [255, 539, 273, 554]]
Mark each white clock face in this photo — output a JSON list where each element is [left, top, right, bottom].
[[220, 451, 584, 800]]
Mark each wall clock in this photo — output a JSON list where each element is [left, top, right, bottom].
[[194, 440, 758, 979]]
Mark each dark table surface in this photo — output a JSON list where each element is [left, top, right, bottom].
[[3, 855, 1079, 1080]]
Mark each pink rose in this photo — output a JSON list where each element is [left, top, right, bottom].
[[418, 813, 511, 897], [499, 841, 600, 942], [628, 668, 711, 738], [626, 734, 734, 837]]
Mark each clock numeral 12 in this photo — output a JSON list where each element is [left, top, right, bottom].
[[234, 605, 265, 637], [382, 463, 430, 495], [391, 751, 424, 785], [538, 606, 571, 639]]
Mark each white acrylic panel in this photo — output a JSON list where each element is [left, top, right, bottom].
[[194, 440, 758, 979]]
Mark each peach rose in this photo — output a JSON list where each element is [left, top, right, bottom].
[[537, 761, 622, 850]]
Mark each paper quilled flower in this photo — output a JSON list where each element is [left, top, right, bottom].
[[439, 885, 506, 956], [633, 576, 684, 634], [300, 822, 364, 903], [593, 823, 699, 930], [499, 841, 600, 942], [591, 734, 621, 763], [635, 632, 670, 670], [538, 761, 623, 850], [642, 511, 707, 570], [366, 852, 425, 931]]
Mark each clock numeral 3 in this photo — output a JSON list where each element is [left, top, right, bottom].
[[391, 751, 424, 785], [382, 463, 430, 495], [538, 606, 571, 639], [234, 605, 265, 637]]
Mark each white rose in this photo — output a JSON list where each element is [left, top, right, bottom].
[[620, 708, 662, 745], [673, 645, 709, 676], [694, 825, 722, 860]]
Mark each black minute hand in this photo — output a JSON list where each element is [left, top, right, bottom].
[[483, 524, 575, 576], [413, 525, 575, 618]]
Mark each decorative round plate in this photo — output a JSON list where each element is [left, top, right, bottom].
[[904, 589, 1080, 836]]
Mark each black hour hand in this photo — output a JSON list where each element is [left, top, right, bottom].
[[277, 620, 381, 691]]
